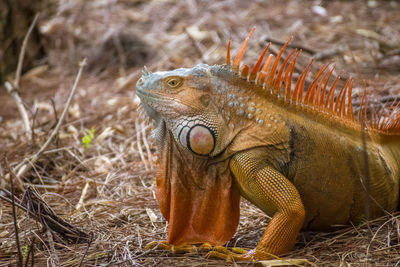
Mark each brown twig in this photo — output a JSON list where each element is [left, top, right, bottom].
[[46, 229, 60, 267], [31, 108, 39, 145], [185, 28, 206, 58], [4, 82, 32, 136], [24, 239, 35, 267], [260, 35, 349, 61], [0, 187, 90, 244], [0, 192, 28, 211], [6, 158, 23, 267], [4, 14, 39, 137], [15, 14, 40, 89], [260, 35, 317, 54], [112, 33, 127, 77], [366, 216, 400, 260], [313, 45, 346, 61], [5, 155, 25, 192], [78, 233, 93, 267], [50, 98, 59, 127], [15, 59, 87, 179], [75, 182, 90, 210], [49, 97, 60, 147]]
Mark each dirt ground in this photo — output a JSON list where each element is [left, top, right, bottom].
[[1, 0, 400, 266]]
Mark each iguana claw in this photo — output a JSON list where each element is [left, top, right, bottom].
[[207, 246, 256, 262], [145, 240, 197, 253], [145, 241, 215, 254]]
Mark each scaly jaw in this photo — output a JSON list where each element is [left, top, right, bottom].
[[136, 73, 163, 121], [138, 101, 160, 121]]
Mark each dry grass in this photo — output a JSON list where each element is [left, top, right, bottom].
[[1, 0, 400, 266]]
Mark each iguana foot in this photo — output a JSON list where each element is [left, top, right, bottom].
[[207, 246, 257, 262], [145, 240, 197, 253], [145, 241, 256, 261], [145, 241, 215, 254]]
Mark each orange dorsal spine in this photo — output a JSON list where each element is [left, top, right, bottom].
[[346, 79, 355, 122], [226, 29, 400, 135], [249, 43, 270, 82], [226, 39, 231, 65], [284, 51, 301, 101], [304, 64, 328, 106], [273, 48, 297, 94], [334, 79, 348, 115], [318, 65, 335, 111], [240, 64, 250, 78], [266, 37, 293, 89], [232, 27, 255, 72], [258, 54, 274, 86]]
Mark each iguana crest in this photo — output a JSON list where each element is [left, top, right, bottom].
[[226, 28, 400, 135]]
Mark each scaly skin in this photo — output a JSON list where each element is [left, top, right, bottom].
[[135, 30, 400, 260]]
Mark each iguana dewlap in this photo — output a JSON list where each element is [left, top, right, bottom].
[[136, 28, 400, 260]]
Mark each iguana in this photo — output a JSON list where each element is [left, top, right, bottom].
[[135, 28, 400, 261]]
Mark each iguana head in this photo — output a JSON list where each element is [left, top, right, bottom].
[[136, 64, 233, 157], [136, 65, 242, 247]]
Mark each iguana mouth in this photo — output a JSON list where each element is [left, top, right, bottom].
[[136, 90, 175, 120]]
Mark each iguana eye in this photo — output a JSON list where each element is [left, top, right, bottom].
[[166, 77, 182, 88]]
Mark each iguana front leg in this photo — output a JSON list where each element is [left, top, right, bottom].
[[227, 150, 306, 260]]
